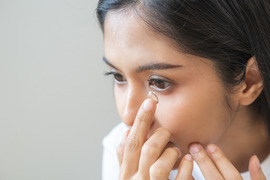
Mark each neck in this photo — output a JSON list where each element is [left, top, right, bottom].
[[216, 107, 270, 173]]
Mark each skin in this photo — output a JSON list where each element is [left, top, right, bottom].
[[103, 10, 270, 179]]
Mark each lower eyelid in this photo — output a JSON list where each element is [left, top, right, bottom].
[[151, 87, 170, 91], [150, 84, 170, 92], [114, 79, 127, 84], [150, 79, 170, 86]]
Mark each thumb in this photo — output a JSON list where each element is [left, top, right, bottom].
[[117, 129, 130, 166], [249, 155, 266, 180]]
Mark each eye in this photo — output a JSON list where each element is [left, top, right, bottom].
[[104, 71, 127, 84], [113, 73, 126, 83], [148, 77, 170, 91]]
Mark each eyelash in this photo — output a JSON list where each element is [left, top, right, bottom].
[[148, 78, 171, 91], [104, 71, 172, 91], [104, 71, 127, 84]]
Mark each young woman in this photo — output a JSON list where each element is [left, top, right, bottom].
[[97, 0, 270, 179]]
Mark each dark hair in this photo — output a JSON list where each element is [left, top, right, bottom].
[[96, 0, 270, 136]]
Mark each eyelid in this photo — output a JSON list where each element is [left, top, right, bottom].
[[104, 70, 121, 77], [148, 75, 173, 92], [149, 81, 170, 91], [104, 69, 120, 75], [149, 75, 174, 84], [104, 70, 127, 84]]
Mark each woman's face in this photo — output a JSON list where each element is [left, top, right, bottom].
[[103, 11, 237, 154]]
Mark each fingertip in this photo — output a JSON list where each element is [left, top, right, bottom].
[[117, 141, 125, 166], [142, 98, 155, 111], [184, 154, 193, 161], [249, 155, 261, 170], [249, 155, 266, 180], [189, 143, 201, 155], [206, 144, 217, 154], [176, 154, 193, 180], [173, 147, 182, 158]]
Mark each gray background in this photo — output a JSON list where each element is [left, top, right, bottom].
[[0, 0, 119, 179]]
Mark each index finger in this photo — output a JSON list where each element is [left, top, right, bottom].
[[121, 98, 157, 174]]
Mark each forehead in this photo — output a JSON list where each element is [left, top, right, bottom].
[[104, 10, 164, 49], [103, 10, 218, 79], [104, 10, 186, 64]]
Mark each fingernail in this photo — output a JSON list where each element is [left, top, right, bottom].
[[207, 144, 216, 154], [142, 99, 154, 111], [189, 144, 201, 155], [184, 154, 193, 161]]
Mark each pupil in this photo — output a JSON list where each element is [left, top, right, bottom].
[[155, 80, 164, 88], [115, 74, 122, 81]]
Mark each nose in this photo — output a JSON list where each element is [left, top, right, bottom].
[[121, 87, 146, 127]]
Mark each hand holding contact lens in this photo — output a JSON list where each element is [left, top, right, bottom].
[[147, 91, 159, 104]]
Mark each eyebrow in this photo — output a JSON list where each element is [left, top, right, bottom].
[[103, 57, 183, 72], [103, 57, 119, 70]]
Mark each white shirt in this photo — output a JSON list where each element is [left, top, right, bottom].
[[102, 123, 270, 180]]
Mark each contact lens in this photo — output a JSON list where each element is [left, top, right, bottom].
[[147, 91, 159, 104]]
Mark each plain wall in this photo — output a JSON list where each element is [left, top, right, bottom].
[[0, 0, 119, 179]]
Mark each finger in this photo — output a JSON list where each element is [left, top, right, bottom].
[[175, 154, 194, 180], [117, 129, 130, 166], [206, 144, 242, 179], [149, 147, 181, 180], [189, 143, 223, 179], [139, 127, 171, 173], [249, 155, 266, 180], [121, 98, 157, 174]]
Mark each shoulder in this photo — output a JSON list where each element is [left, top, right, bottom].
[[103, 122, 129, 151], [261, 152, 270, 178], [102, 123, 129, 180]]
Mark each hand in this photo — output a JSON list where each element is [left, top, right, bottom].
[[117, 98, 181, 180], [180, 143, 266, 180], [116, 98, 266, 180]]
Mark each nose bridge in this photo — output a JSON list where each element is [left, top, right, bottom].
[[122, 85, 145, 126]]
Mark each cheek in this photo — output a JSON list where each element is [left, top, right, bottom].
[[114, 86, 125, 119], [155, 88, 232, 147]]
